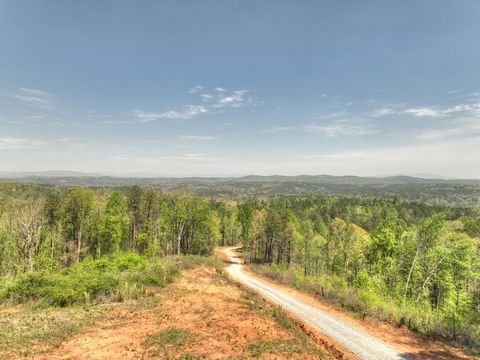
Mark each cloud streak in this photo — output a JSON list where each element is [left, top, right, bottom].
[[134, 105, 208, 121], [0, 138, 49, 150], [13, 88, 55, 109], [210, 89, 251, 108], [134, 86, 253, 122], [370, 100, 480, 119], [178, 135, 216, 140], [304, 120, 378, 137]]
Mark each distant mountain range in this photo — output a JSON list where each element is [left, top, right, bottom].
[[1, 171, 480, 207], [0, 171, 471, 181]]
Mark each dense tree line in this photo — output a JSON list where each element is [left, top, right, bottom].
[[0, 185, 220, 274], [238, 196, 480, 346]]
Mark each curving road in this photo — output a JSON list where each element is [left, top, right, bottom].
[[223, 247, 411, 360]]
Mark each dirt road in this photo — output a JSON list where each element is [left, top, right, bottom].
[[223, 247, 411, 360]]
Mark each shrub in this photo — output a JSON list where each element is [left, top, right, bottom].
[[0, 253, 180, 307], [113, 252, 147, 271]]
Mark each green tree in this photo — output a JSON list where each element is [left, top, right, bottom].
[[127, 185, 143, 251], [63, 188, 94, 263], [99, 191, 129, 256]]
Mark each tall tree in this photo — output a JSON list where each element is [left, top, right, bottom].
[[8, 198, 45, 270], [63, 188, 94, 263], [127, 185, 143, 251], [99, 190, 129, 256]]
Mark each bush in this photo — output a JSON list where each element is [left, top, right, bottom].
[[113, 252, 147, 271], [0, 253, 179, 307]]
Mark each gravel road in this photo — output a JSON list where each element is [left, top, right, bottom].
[[224, 247, 411, 360]]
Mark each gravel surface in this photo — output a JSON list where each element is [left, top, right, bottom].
[[225, 248, 411, 360]]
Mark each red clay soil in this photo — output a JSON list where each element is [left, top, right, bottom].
[[31, 267, 335, 360]]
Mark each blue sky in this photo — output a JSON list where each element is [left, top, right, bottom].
[[1, 1, 480, 177]]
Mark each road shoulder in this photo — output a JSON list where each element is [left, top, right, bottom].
[[224, 246, 472, 360]]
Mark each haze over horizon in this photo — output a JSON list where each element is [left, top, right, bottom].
[[1, 1, 480, 177]]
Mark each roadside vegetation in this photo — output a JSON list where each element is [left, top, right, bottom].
[[0, 182, 478, 353], [239, 197, 480, 351]]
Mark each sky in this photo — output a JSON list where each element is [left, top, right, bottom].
[[1, 1, 480, 178]]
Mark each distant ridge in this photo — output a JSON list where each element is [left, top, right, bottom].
[[1, 171, 479, 206], [0, 171, 474, 181]]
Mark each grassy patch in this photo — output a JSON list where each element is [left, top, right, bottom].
[[0, 304, 109, 359], [272, 306, 295, 331], [247, 339, 304, 357], [246, 338, 323, 358], [142, 327, 194, 356]]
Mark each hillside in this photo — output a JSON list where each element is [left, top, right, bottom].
[[2, 174, 480, 206]]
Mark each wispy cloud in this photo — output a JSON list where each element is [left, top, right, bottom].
[[404, 107, 444, 117], [271, 126, 293, 132], [0, 138, 49, 150], [133, 105, 208, 121], [214, 90, 250, 108], [178, 135, 216, 140], [12, 88, 55, 109], [369, 108, 397, 117], [200, 87, 253, 109], [200, 94, 214, 101], [369, 101, 480, 119], [187, 85, 205, 94], [134, 86, 253, 122], [305, 120, 378, 137], [415, 118, 480, 141]]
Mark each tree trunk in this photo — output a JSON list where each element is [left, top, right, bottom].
[[403, 249, 419, 303], [76, 227, 82, 263], [132, 221, 137, 251]]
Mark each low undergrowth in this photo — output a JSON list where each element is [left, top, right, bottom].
[[0, 254, 220, 359], [251, 264, 480, 353], [0, 253, 221, 308]]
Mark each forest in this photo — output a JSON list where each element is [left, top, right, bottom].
[[3, 173, 480, 207], [0, 182, 479, 349]]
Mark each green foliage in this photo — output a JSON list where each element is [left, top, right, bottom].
[[99, 190, 129, 255], [113, 251, 147, 270], [0, 253, 177, 307], [62, 187, 95, 263]]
